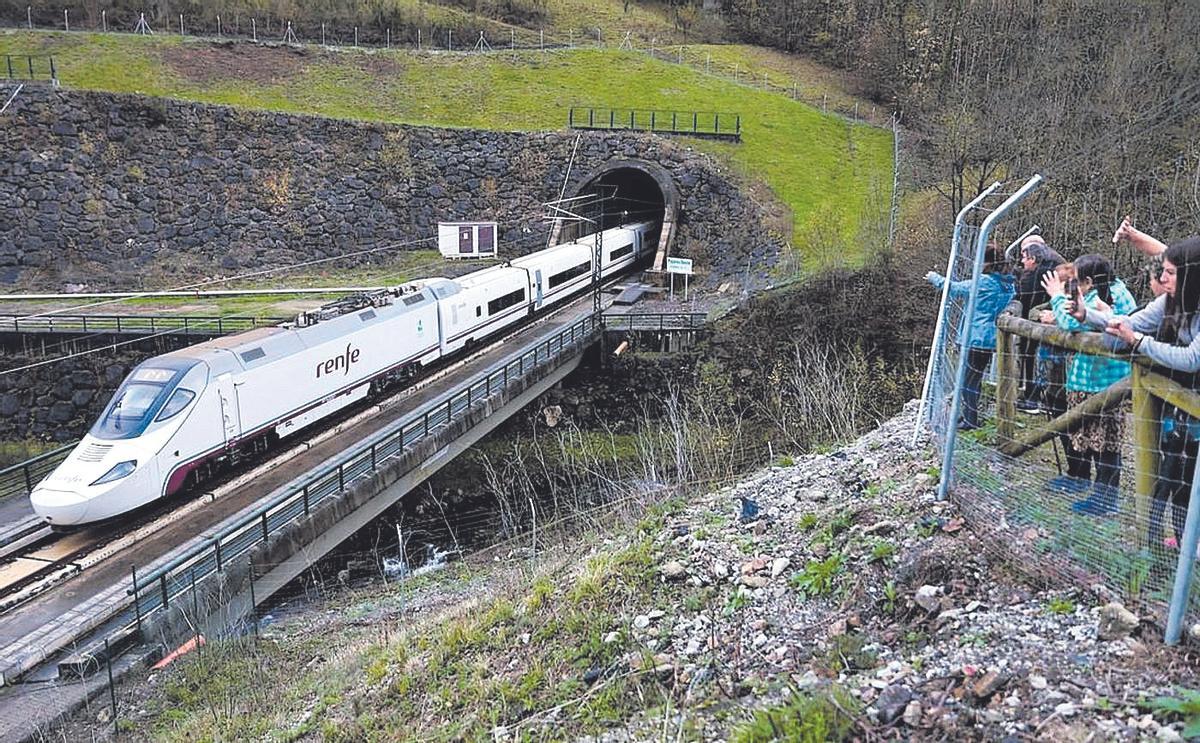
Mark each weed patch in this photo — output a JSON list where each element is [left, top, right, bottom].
[[733, 686, 859, 743]]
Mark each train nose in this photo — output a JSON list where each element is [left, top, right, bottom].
[[29, 487, 91, 526]]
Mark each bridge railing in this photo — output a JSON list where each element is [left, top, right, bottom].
[[0, 444, 73, 504], [920, 174, 1200, 644], [600, 311, 708, 331], [127, 313, 601, 629], [0, 314, 285, 335], [568, 107, 740, 140]]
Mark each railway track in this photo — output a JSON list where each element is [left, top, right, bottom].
[[0, 293, 604, 618]]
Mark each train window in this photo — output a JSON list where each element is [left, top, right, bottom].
[[155, 388, 195, 422], [476, 306, 482, 317], [487, 288, 526, 315], [548, 260, 591, 289], [359, 310, 376, 322], [131, 368, 174, 383], [609, 244, 634, 261], [240, 347, 266, 363], [402, 294, 425, 306]]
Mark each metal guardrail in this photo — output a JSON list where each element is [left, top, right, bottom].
[[3, 55, 55, 81], [600, 312, 708, 331], [127, 313, 601, 625], [0, 314, 285, 336], [568, 107, 741, 140], [0, 444, 73, 503]]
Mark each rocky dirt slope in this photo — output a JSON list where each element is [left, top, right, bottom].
[[65, 402, 1200, 741]]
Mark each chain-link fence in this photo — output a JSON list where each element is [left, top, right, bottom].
[[919, 176, 1200, 643]]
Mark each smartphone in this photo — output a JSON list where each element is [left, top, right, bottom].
[[1065, 278, 1079, 297]]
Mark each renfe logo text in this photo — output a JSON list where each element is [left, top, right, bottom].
[[317, 343, 361, 378]]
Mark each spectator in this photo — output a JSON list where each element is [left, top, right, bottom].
[[1015, 235, 1066, 412], [1042, 254, 1136, 515], [926, 245, 1016, 430], [1082, 234, 1200, 560], [1030, 263, 1089, 488]]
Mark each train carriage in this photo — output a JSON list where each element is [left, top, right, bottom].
[[30, 220, 660, 526]]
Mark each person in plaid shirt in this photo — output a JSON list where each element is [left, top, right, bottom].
[[1043, 254, 1136, 515]]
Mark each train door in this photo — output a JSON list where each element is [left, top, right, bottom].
[[215, 373, 241, 444], [533, 269, 544, 309]]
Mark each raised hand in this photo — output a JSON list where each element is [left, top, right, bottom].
[[1070, 283, 1088, 322], [1113, 215, 1133, 245], [1041, 271, 1065, 298]]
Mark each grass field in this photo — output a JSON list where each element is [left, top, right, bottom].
[[2, 30, 893, 271]]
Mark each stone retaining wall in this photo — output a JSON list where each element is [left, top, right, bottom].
[[0, 86, 781, 289], [0, 336, 191, 441]]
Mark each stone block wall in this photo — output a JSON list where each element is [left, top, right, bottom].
[[0, 335, 195, 442], [0, 86, 781, 290]]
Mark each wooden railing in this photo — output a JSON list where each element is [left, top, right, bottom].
[[994, 309, 1200, 534]]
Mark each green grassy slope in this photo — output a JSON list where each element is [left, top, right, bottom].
[[1, 31, 893, 267]]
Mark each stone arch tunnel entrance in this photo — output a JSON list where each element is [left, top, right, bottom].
[[552, 159, 680, 273]]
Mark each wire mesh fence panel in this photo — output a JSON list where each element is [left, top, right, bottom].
[[924, 195, 1200, 641], [924, 223, 981, 448]]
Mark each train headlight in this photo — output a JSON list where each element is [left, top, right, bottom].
[[90, 460, 138, 486]]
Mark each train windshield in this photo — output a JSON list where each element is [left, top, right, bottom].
[[90, 362, 196, 440]]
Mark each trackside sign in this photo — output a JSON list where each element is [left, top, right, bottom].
[[666, 257, 694, 275]]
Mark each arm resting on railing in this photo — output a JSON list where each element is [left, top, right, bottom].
[[998, 310, 1200, 420]]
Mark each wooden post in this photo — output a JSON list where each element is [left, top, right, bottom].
[[995, 329, 1017, 445], [1131, 364, 1159, 543], [998, 379, 1131, 457]]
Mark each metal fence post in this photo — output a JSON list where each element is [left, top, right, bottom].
[[913, 181, 1002, 443], [105, 638, 117, 733], [215, 540, 223, 572], [131, 565, 142, 633], [160, 574, 169, 609], [1166, 463, 1200, 644], [302, 484, 310, 515], [261, 511, 269, 542], [937, 175, 1043, 502], [248, 557, 259, 638], [337, 465, 344, 492]]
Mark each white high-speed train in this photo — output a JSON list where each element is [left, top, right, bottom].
[[30, 221, 659, 526]]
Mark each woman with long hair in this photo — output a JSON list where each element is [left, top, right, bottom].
[[1086, 236, 1200, 557], [1042, 254, 1136, 514]]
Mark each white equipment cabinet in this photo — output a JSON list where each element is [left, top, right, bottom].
[[438, 222, 498, 259]]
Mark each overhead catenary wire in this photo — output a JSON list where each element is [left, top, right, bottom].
[[0, 213, 658, 376], [7, 234, 440, 324]]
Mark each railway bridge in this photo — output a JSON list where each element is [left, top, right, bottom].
[[0, 298, 707, 742]]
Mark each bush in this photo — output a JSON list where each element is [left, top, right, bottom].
[[733, 686, 859, 743]]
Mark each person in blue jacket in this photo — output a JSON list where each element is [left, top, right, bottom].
[[926, 244, 1017, 430]]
